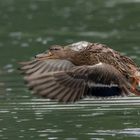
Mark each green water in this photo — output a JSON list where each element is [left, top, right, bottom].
[[0, 0, 140, 140]]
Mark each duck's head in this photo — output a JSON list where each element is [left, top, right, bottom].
[[35, 45, 72, 60], [35, 41, 92, 61]]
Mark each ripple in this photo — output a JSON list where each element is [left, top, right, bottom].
[[64, 138, 78, 140], [3, 64, 14, 73], [88, 128, 140, 137], [90, 138, 104, 140], [105, 0, 140, 8], [16, 119, 31, 123], [48, 137, 58, 140], [78, 30, 119, 38], [0, 110, 9, 113], [39, 134, 48, 137], [80, 112, 104, 117], [8, 97, 140, 113], [35, 37, 54, 45], [20, 42, 29, 47], [38, 129, 63, 133], [9, 32, 22, 39]]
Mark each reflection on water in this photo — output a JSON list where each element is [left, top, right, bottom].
[[0, 0, 140, 139], [0, 96, 140, 139], [88, 128, 140, 137]]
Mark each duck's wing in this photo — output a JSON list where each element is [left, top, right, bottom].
[[86, 63, 131, 97], [24, 65, 88, 102], [24, 63, 131, 102], [19, 59, 75, 77]]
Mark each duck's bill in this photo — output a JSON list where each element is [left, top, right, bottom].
[[35, 52, 53, 60]]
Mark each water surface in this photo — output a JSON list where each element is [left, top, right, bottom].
[[0, 0, 140, 140]]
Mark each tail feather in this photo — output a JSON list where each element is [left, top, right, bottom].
[[130, 74, 140, 96]]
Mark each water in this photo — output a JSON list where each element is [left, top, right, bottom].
[[0, 0, 140, 139]]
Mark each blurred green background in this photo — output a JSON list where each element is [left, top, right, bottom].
[[0, 0, 140, 140]]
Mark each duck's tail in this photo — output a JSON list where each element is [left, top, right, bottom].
[[130, 71, 140, 96]]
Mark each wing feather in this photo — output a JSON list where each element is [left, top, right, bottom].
[[23, 62, 131, 102], [19, 59, 75, 77]]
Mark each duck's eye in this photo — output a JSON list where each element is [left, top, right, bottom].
[[49, 46, 62, 51], [50, 47, 60, 50]]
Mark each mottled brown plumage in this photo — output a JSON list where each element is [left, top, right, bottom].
[[19, 41, 140, 102]]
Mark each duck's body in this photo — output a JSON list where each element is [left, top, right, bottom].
[[20, 41, 140, 102]]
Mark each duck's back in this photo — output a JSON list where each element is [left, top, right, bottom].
[[67, 41, 138, 76]]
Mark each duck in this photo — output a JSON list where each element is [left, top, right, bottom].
[[19, 41, 140, 102]]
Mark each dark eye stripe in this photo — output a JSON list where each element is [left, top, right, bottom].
[[50, 48, 60, 50]]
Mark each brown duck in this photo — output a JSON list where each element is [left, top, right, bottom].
[[19, 41, 140, 102]]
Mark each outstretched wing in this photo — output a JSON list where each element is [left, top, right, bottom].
[[19, 59, 75, 77], [25, 71, 87, 102], [23, 62, 131, 102]]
